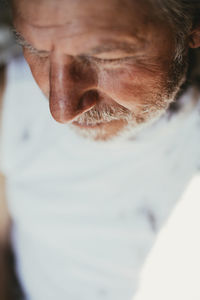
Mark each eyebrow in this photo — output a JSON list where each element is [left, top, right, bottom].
[[13, 28, 49, 56], [84, 41, 144, 56], [13, 27, 145, 57]]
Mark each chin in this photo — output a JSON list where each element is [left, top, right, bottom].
[[70, 119, 128, 141]]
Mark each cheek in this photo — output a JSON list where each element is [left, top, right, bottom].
[[23, 51, 50, 97], [97, 64, 169, 110]]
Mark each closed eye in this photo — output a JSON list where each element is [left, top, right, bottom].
[[89, 56, 134, 64]]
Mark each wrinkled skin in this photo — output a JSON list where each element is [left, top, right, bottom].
[[12, 0, 200, 140]]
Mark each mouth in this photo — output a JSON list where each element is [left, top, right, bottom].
[[71, 118, 134, 141], [72, 120, 108, 129]]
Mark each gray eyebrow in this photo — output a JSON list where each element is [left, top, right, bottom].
[[12, 27, 49, 56], [84, 41, 144, 56], [12, 27, 144, 57]]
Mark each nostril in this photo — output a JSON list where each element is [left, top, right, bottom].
[[78, 90, 99, 111]]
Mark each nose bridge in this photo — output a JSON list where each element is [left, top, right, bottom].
[[49, 53, 97, 123]]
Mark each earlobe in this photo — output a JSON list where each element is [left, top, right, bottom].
[[189, 25, 200, 49]]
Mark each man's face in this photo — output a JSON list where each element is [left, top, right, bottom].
[[12, 0, 188, 140]]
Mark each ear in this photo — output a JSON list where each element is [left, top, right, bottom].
[[189, 24, 200, 49]]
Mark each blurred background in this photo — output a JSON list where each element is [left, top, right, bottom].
[[0, 0, 21, 65]]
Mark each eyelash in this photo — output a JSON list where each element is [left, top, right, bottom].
[[89, 56, 133, 65], [25, 48, 133, 64]]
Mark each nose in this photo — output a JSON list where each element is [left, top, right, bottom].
[[49, 53, 98, 123]]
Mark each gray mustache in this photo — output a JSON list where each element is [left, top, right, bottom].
[[74, 104, 132, 126]]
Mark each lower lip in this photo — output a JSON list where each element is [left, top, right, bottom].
[[72, 121, 104, 129]]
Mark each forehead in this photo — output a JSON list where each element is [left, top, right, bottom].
[[13, 0, 155, 31], [12, 0, 173, 56]]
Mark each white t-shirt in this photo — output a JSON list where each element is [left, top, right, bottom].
[[134, 173, 200, 300], [0, 56, 200, 300]]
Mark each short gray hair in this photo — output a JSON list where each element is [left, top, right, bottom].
[[150, 0, 200, 63]]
